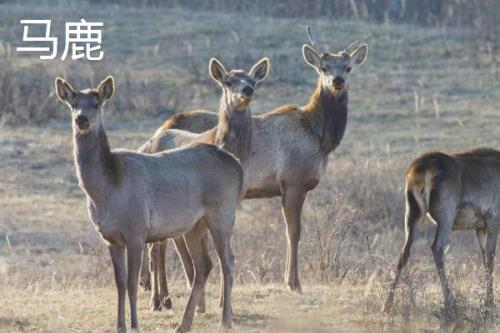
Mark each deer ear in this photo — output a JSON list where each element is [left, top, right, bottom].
[[55, 77, 76, 104], [209, 58, 227, 85], [302, 44, 322, 70], [249, 57, 270, 83], [350, 44, 368, 66], [97, 76, 115, 102]]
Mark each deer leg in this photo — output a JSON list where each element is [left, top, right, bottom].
[[173, 236, 208, 313], [476, 229, 487, 266], [383, 189, 422, 313], [109, 245, 127, 333], [208, 220, 235, 330], [199, 235, 211, 313], [483, 223, 498, 310], [173, 237, 195, 288], [428, 191, 458, 320], [127, 239, 144, 331], [139, 244, 151, 291], [149, 242, 161, 311], [175, 224, 211, 333], [158, 241, 172, 310], [281, 186, 305, 292]]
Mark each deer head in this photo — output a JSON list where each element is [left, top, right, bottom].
[[55, 76, 115, 133], [302, 26, 367, 94], [209, 57, 270, 111]]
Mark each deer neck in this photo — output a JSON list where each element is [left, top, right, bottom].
[[73, 122, 120, 211], [303, 79, 348, 154], [213, 97, 252, 165]]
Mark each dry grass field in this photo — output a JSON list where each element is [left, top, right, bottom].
[[1, 1, 500, 332]]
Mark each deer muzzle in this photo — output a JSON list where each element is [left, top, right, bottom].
[[75, 115, 90, 130]]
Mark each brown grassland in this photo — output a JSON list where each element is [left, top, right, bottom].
[[1, 1, 500, 332]]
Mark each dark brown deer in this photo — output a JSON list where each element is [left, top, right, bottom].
[[152, 27, 368, 293], [55, 76, 243, 332], [383, 148, 500, 319]]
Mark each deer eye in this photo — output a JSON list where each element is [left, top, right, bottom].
[[345, 66, 352, 73]]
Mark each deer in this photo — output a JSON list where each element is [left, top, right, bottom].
[[139, 57, 270, 312], [55, 76, 243, 333], [383, 149, 500, 319], [149, 27, 368, 293]]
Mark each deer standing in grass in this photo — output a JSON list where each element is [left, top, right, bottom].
[[383, 149, 500, 319], [153, 27, 368, 292], [140, 57, 270, 311], [55, 76, 242, 332]]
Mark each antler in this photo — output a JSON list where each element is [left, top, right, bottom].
[[344, 40, 361, 55], [306, 26, 319, 46], [306, 25, 326, 54]]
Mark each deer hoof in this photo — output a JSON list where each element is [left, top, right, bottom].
[[150, 296, 161, 312], [162, 297, 173, 311], [444, 303, 458, 322], [174, 324, 190, 333], [218, 321, 232, 333], [286, 280, 302, 293]]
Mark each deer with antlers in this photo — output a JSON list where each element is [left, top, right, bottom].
[[149, 27, 368, 295]]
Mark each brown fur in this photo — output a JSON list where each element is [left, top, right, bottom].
[[57, 76, 242, 332], [166, 78, 348, 156], [73, 122, 122, 187], [212, 105, 252, 164], [301, 81, 348, 153], [155, 37, 367, 293], [161, 109, 219, 132], [384, 147, 500, 318], [141, 58, 268, 313], [97, 128, 121, 184]]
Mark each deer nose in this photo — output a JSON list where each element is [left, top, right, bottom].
[[75, 115, 89, 128], [333, 76, 345, 85], [242, 86, 254, 97]]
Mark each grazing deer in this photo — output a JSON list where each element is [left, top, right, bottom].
[[55, 76, 243, 332], [140, 57, 270, 311], [153, 27, 368, 292], [383, 149, 500, 318]]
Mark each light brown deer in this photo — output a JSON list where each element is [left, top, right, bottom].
[[383, 149, 500, 319], [55, 76, 243, 333], [139, 57, 270, 311], [152, 27, 368, 293]]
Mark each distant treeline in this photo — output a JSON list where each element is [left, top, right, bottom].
[[90, 0, 499, 27]]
